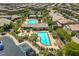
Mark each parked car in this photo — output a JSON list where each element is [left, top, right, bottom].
[[0, 42, 4, 51]]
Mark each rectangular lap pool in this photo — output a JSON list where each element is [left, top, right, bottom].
[[27, 19, 38, 25], [37, 32, 51, 46]]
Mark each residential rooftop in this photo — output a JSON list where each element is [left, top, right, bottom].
[[53, 12, 74, 24], [0, 18, 11, 26], [23, 23, 48, 28], [68, 24, 79, 31], [0, 15, 21, 20]]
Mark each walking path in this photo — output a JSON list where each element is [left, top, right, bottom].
[[25, 41, 39, 54]]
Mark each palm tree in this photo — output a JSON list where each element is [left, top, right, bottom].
[[42, 48, 49, 56], [23, 34, 29, 41], [57, 49, 63, 56], [30, 33, 38, 42], [0, 27, 4, 33], [3, 24, 10, 31], [17, 36, 24, 43]]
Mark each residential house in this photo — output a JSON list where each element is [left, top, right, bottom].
[[0, 18, 11, 27]]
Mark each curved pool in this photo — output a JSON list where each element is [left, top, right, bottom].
[[37, 32, 51, 46]]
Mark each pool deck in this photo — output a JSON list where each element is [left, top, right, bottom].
[[22, 30, 59, 49], [36, 31, 57, 49]]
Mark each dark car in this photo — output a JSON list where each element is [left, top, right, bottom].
[[0, 42, 4, 51]]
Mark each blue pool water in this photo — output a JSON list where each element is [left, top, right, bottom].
[[27, 19, 38, 25], [37, 32, 51, 46]]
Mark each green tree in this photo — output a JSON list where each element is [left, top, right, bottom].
[[3, 24, 10, 31], [17, 36, 24, 43], [23, 34, 29, 40], [30, 33, 38, 42], [52, 31, 58, 39], [39, 48, 49, 56], [57, 49, 63, 56], [47, 17, 53, 26], [9, 22, 14, 29], [48, 26, 52, 32], [64, 41, 79, 56], [71, 32, 76, 36], [0, 27, 4, 33], [56, 28, 71, 42]]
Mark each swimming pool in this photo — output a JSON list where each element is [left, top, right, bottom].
[[27, 19, 38, 25], [37, 32, 51, 46]]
